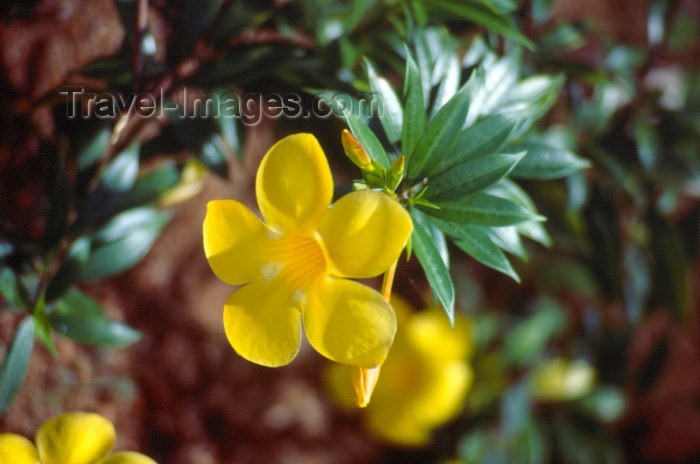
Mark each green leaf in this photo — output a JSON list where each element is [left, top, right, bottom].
[[0, 267, 23, 309], [437, 113, 520, 173], [426, 0, 535, 49], [77, 128, 110, 171], [50, 289, 140, 347], [633, 117, 659, 171], [366, 60, 403, 145], [401, 51, 426, 157], [199, 136, 230, 179], [116, 160, 181, 210], [431, 48, 461, 117], [73, 142, 141, 232], [0, 317, 35, 412], [489, 226, 528, 260], [474, 0, 519, 15], [498, 75, 563, 110], [410, 209, 455, 323], [217, 108, 241, 156], [413, 208, 449, 267], [487, 178, 538, 212], [102, 142, 140, 192], [407, 76, 477, 180], [426, 152, 525, 201], [510, 143, 590, 179], [434, 219, 520, 281], [577, 387, 626, 423], [0, 239, 13, 263], [93, 207, 165, 243], [504, 298, 565, 366], [44, 149, 70, 251], [537, 23, 585, 53], [423, 192, 543, 226], [470, 52, 521, 121], [79, 209, 171, 281], [45, 237, 91, 302], [414, 28, 440, 101]]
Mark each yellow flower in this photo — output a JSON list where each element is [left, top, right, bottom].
[[328, 296, 474, 446], [203, 133, 413, 368], [531, 358, 596, 402], [0, 412, 156, 464]]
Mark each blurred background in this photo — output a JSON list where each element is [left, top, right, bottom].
[[1, 0, 699, 463]]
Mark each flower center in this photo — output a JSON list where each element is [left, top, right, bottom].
[[267, 233, 328, 291]]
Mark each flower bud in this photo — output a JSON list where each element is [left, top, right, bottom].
[[388, 155, 405, 190], [341, 129, 373, 170], [352, 365, 382, 407]]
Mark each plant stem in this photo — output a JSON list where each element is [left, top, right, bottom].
[[381, 258, 398, 302]]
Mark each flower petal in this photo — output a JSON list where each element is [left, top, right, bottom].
[[36, 412, 115, 464], [203, 200, 272, 285], [303, 278, 396, 367], [223, 279, 301, 367], [98, 451, 157, 464], [256, 133, 333, 233], [318, 190, 412, 278], [0, 434, 40, 464]]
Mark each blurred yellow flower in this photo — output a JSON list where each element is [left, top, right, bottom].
[[0, 412, 156, 464], [328, 296, 474, 446], [203, 133, 413, 367], [159, 158, 208, 207], [531, 358, 596, 402]]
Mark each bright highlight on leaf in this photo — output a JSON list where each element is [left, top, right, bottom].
[[0, 412, 155, 464], [203, 133, 413, 368]]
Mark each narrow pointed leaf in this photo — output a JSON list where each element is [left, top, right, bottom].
[[455, 231, 519, 281], [77, 128, 110, 171], [407, 78, 476, 180], [49, 288, 141, 347], [116, 160, 180, 210], [410, 209, 455, 323], [402, 51, 426, 157], [426, 152, 525, 201], [0, 268, 23, 309], [102, 142, 140, 191], [0, 317, 35, 412], [366, 60, 403, 144], [414, 28, 436, 102], [489, 226, 528, 260], [45, 237, 91, 302], [518, 220, 552, 247], [432, 219, 520, 281], [437, 112, 520, 173], [79, 209, 171, 281], [510, 143, 590, 179], [432, 49, 461, 117], [412, 207, 449, 267], [422, 192, 543, 226], [426, 0, 535, 49]]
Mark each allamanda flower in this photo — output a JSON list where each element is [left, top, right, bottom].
[[0, 412, 155, 464], [327, 296, 474, 446], [203, 133, 413, 367]]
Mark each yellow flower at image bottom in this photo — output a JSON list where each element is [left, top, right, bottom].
[[203, 133, 413, 368], [0, 412, 156, 464], [328, 296, 474, 446]]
